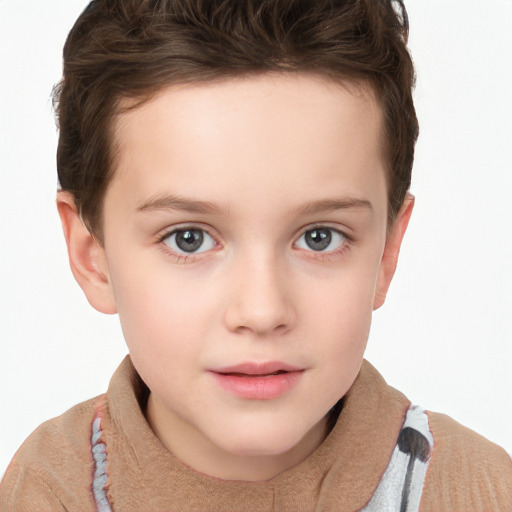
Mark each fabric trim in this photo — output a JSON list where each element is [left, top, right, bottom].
[[91, 413, 112, 512]]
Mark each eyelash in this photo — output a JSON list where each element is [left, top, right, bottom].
[[157, 224, 353, 263]]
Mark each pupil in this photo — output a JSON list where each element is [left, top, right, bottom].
[[305, 229, 331, 251], [176, 230, 203, 252]]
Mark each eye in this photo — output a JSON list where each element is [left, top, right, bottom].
[[163, 228, 216, 254], [295, 227, 346, 252]]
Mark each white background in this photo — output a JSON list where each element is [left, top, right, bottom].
[[1, 0, 511, 477]]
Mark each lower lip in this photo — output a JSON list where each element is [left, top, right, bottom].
[[210, 371, 304, 400]]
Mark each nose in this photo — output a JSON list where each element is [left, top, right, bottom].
[[223, 252, 296, 336]]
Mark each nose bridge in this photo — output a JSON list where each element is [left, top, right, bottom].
[[223, 244, 296, 335]]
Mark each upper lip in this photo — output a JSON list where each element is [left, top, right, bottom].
[[210, 361, 303, 375]]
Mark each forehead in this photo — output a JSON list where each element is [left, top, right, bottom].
[[107, 73, 387, 222]]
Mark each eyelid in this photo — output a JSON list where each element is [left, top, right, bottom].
[[156, 223, 218, 243], [293, 223, 353, 244]]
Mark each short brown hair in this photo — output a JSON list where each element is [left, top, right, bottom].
[[54, 0, 418, 240]]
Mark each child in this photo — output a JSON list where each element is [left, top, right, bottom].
[[1, 0, 511, 510]]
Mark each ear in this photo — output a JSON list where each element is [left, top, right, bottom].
[[57, 191, 117, 314], [373, 194, 414, 310]]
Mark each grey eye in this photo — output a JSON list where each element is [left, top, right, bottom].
[[296, 228, 346, 252], [164, 229, 215, 254]]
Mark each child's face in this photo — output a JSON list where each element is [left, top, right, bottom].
[[73, 74, 411, 479]]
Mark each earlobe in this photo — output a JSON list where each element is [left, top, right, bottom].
[[56, 191, 117, 314], [373, 194, 414, 310]]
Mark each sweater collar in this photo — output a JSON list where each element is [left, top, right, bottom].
[[104, 356, 409, 511]]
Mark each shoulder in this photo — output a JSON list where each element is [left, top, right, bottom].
[[0, 396, 102, 511], [421, 411, 512, 511]]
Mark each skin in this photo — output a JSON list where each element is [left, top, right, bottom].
[[57, 73, 413, 482]]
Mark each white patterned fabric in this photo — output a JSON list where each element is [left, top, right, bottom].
[[362, 405, 433, 512]]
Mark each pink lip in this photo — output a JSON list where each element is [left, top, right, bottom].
[[209, 361, 304, 400]]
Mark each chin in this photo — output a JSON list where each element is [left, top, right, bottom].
[[213, 423, 314, 458]]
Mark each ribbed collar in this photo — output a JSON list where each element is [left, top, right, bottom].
[[103, 356, 409, 511]]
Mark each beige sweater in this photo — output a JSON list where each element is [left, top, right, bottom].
[[1, 357, 511, 511]]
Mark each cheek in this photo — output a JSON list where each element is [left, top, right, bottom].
[[316, 304, 372, 410], [302, 260, 378, 327], [108, 255, 220, 360], [300, 264, 377, 377]]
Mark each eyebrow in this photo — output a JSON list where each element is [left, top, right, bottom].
[[295, 198, 373, 215], [136, 194, 372, 215], [137, 194, 226, 215]]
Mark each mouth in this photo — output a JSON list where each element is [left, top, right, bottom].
[[221, 370, 289, 377], [209, 362, 304, 400], [211, 361, 303, 375]]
